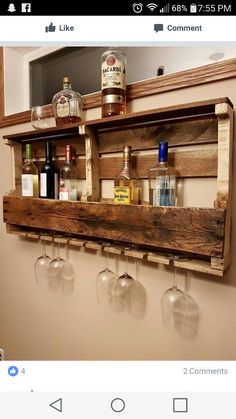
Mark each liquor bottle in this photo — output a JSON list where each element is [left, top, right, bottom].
[[149, 141, 178, 206], [114, 145, 140, 205], [40, 142, 59, 199], [59, 145, 79, 201], [101, 47, 127, 118], [52, 76, 82, 126], [21, 144, 39, 197]]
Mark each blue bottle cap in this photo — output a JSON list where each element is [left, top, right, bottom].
[[158, 141, 168, 162]]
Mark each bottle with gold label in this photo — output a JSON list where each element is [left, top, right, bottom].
[[114, 146, 140, 205], [101, 47, 127, 118], [52, 76, 82, 126]]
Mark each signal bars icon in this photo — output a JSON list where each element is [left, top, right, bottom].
[[147, 3, 158, 12], [160, 3, 170, 13]]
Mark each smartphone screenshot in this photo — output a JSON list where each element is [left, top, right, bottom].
[[0, 1, 235, 417]]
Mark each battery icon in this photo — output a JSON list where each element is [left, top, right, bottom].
[[190, 3, 197, 13]]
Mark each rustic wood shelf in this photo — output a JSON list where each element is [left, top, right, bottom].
[[2, 97, 234, 277]]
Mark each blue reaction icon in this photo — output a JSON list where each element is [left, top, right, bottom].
[[8, 366, 18, 377]]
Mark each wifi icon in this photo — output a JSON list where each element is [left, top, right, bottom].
[[147, 3, 158, 11]]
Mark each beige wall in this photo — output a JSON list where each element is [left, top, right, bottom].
[[1, 79, 236, 360]]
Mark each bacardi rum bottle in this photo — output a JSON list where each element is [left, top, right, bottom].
[[101, 48, 127, 118]]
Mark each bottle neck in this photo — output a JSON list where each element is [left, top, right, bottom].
[[65, 145, 72, 164], [25, 144, 32, 160], [122, 146, 131, 171], [122, 160, 131, 171], [45, 142, 52, 163], [63, 82, 71, 90]]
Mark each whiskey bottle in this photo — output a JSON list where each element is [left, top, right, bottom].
[[21, 144, 39, 197], [149, 141, 178, 206], [101, 48, 126, 118], [40, 142, 59, 199], [59, 145, 79, 201], [114, 146, 140, 205], [52, 76, 82, 126]]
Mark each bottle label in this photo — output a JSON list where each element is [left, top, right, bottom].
[[59, 180, 77, 201], [102, 94, 125, 105], [57, 100, 70, 117], [102, 55, 126, 90], [59, 187, 69, 201], [114, 186, 131, 204], [40, 173, 47, 197], [54, 173, 59, 199], [154, 175, 177, 206], [22, 174, 33, 196]]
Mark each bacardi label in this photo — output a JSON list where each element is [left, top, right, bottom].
[[102, 54, 126, 90]]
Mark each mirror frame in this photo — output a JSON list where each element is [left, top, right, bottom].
[[0, 46, 235, 129]]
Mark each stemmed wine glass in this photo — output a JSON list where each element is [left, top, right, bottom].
[[34, 238, 52, 283], [96, 248, 116, 305], [60, 241, 76, 294], [47, 241, 66, 290], [110, 250, 135, 312], [161, 256, 185, 329], [128, 259, 147, 319]]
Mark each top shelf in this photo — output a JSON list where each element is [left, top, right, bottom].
[[3, 97, 233, 144]]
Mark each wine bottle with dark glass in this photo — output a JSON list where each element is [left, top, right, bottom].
[[40, 141, 59, 199]]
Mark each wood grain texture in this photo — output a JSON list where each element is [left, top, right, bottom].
[[0, 49, 235, 128], [99, 149, 217, 179], [3, 196, 225, 258], [215, 104, 233, 267], [174, 258, 223, 277], [84, 128, 100, 201], [98, 117, 218, 153]]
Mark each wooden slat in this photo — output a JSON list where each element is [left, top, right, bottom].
[[99, 149, 217, 179], [174, 258, 223, 277], [84, 128, 100, 201], [27, 138, 85, 158], [214, 103, 234, 270], [85, 241, 103, 250], [124, 249, 147, 259], [3, 196, 225, 258], [147, 252, 171, 265], [69, 238, 87, 247], [98, 117, 218, 153]]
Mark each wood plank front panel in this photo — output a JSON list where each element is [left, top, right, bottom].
[[3, 196, 225, 257], [99, 149, 218, 179], [98, 117, 218, 153]]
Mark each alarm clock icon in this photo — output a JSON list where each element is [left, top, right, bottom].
[[133, 3, 143, 13]]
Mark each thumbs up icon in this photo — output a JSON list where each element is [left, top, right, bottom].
[[45, 22, 56, 32]]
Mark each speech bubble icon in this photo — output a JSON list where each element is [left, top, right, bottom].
[[154, 24, 164, 32]]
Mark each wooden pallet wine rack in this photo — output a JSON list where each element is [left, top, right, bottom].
[[2, 97, 234, 277]]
